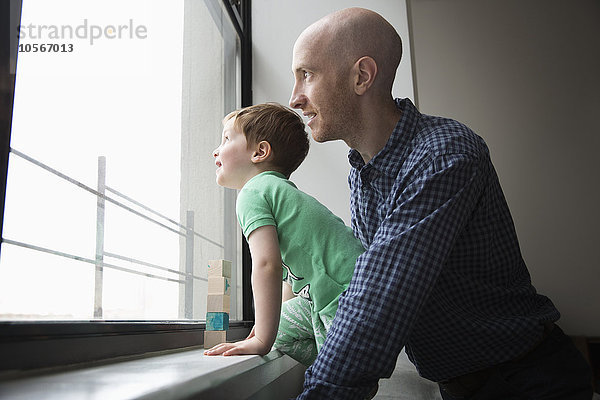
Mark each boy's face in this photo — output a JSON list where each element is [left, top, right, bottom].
[[213, 118, 255, 190]]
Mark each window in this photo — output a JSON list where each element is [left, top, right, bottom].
[[0, 0, 253, 370]]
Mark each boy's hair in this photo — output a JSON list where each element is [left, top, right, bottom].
[[224, 103, 310, 178]]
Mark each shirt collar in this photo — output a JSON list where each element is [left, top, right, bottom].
[[348, 98, 421, 178], [245, 170, 287, 185]]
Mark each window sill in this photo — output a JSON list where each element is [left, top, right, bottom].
[[0, 347, 306, 399]]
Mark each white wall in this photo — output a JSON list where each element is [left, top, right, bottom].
[[252, 0, 414, 225], [409, 0, 600, 336]]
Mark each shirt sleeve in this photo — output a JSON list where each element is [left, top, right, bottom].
[[297, 152, 486, 399], [236, 186, 276, 239]]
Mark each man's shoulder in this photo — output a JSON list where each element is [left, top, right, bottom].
[[413, 113, 488, 160]]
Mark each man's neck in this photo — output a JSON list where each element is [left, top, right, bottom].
[[351, 100, 402, 164]]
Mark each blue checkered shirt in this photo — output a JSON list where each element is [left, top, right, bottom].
[[297, 98, 559, 399]]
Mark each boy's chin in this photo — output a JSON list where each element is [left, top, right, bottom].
[[216, 177, 238, 190]]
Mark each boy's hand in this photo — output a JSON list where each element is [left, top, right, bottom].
[[203, 336, 270, 356]]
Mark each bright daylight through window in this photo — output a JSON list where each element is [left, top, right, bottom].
[[0, 0, 242, 321]]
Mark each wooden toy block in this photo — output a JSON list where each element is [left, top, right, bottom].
[[204, 330, 227, 349], [208, 276, 231, 296], [207, 294, 230, 313], [208, 259, 232, 278], [206, 312, 229, 330]]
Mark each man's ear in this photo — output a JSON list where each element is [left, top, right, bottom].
[[353, 56, 378, 95], [251, 140, 272, 164]]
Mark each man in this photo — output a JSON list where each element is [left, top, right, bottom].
[[289, 7, 593, 400]]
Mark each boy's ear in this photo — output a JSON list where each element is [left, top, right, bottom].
[[251, 140, 272, 164]]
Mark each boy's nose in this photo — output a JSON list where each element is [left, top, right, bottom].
[[213, 147, 219, 157]]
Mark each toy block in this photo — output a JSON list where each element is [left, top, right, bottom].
[[208, 259, 232, 278], [207, 294, 230, 313], [208, 276, 231, 295], [206, 312, 229, 330], [204, 330, 227, 349]]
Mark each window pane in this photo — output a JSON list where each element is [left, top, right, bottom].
[[0, 0, 241, 321]]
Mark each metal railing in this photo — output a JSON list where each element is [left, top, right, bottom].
[[4, 148, 222, 319]]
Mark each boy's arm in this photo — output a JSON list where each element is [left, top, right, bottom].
[[248, 225, 283, 350], [282, 281, 295, 303], [204, 225, 282, 356]]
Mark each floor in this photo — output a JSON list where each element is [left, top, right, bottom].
[[374, 350, 442, 400]]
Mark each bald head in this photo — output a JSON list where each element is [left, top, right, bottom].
[[290, 8, 404, 152], [295, 8, 402, 93]]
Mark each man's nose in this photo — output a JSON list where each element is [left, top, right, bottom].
[[289, 85, 305, 109]]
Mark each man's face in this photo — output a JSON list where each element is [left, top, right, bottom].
[[289, 34, 357, 144]]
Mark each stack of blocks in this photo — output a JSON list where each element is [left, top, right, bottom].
[[204, 259, 232, 349]]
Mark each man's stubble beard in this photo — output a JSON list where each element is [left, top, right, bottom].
[[312, 86, 362, 147]]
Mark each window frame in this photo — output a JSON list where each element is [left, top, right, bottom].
[[0, 0, 254, 372]]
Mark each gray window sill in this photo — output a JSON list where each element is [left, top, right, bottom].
[[0, 348, 306, 400]]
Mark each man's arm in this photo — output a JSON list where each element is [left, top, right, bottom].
[[297, 153, 486, 399]]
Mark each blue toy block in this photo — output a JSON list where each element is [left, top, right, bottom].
[[206, 312, 229, 330]]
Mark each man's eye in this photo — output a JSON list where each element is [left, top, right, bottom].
[[303, 71, 311, 79]]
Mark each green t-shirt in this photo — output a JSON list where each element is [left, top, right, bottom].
[[236, 171, 365, 319]]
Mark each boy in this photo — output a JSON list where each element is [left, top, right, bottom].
[[204, 103, 365, 366]]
